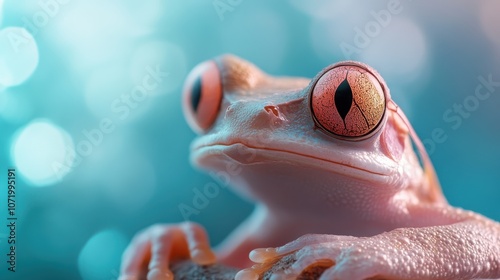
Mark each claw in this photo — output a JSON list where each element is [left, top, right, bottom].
[[191, 247, 217, 265], [147, 268, 174, 280], [235, 268, 260, 280], [249, 247, 279, 263]]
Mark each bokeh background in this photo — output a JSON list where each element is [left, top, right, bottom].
[[0, 0, 499, 279]]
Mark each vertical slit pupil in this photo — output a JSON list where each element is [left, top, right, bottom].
[[334, 78, 353, 121], [191, 76, 203, 112]]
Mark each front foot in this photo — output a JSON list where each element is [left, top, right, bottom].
[[119, 222, 217, 280], [238, 217, 500, 280], [236, 234, 403, 280]]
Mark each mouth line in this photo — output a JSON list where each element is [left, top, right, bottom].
[[193, 142, 389, 176]]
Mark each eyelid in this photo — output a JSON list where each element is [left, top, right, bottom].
[[214, 55, 264, 93]]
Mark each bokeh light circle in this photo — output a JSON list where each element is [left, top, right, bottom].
[[359, 18, 428, 82], [11, 120, 75, 187], [308, 2, 380, 63], [48, 0, 151, 72], [0, 27, 39, 87], [290, 0, 365, 20], [78, 229, 128, 280]]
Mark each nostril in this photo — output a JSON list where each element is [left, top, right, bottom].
[[250, 104, 287, 129], [224, 105, 235, 119], [264, 105, 280, 118]]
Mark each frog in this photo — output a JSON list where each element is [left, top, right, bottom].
[[119, 55, 500, 280]]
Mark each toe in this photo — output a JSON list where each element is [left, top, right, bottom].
[[120, 233, 151, 279], [148, 228, 183, 279], [235, 268, 260, 280], [276, 234, 356, 256], [180, 222, 216, 265]]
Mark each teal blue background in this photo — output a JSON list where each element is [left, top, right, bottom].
[[0, 1, 499, 279]]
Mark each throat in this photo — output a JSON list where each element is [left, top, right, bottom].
[[216, 202, 395, 268]]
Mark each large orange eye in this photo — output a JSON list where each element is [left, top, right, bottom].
[[182, 61, 223, 133], [310, 63, 386, 139]]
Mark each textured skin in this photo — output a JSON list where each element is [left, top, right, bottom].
[[170, 260, 237, 280], [241, 209, 500, 279], [119, 55, 500, 280]]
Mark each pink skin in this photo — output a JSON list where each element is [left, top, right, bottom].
[[119, 55, 500, 280]]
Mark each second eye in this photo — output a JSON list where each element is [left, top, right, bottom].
[[182, 61, 223, 133]]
